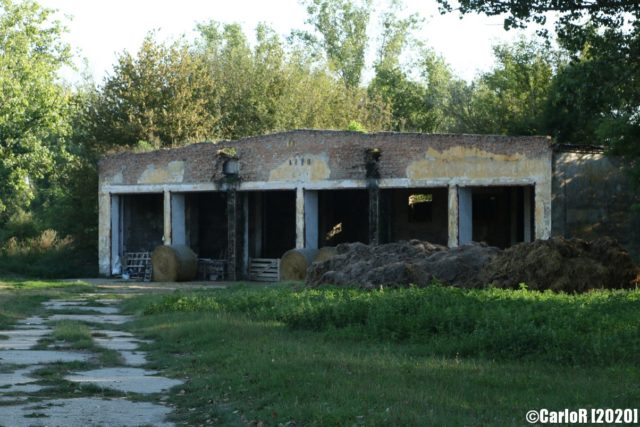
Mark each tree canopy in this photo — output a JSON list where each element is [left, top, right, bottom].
[[0, 0, 73, 223]]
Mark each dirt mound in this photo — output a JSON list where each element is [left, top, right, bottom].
[[477, 237, 640, 292], [306, 240, 500, 288]]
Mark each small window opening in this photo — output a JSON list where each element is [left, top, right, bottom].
[[408, 193, 433, 222]]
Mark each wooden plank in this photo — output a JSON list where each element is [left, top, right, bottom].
[[249, 258, 280, 282]]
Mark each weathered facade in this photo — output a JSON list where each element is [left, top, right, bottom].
[[552, 145, 640, 260], [98, 130, 558, 277]]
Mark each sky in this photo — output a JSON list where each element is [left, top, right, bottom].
[[37, 0, 548, 84]]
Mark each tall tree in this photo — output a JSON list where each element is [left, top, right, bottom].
[[435, 0, 640, 187], [0, 0, 73, 225], [450, 39, 559, 135], [90, 35, 219, 149], [298, 0, 372, 88]]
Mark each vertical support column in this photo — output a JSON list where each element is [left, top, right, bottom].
[[163, 190, 172, 246], [524, 185, 533, 242], [110, 195, 121, 275], [295, 187, 305, 249], [368, 183, 380, 245], [304, 190, 319, 249], [171, 193, 186, 245], [458, 187, 473, 245], [252, 193, 263, 257], [242, 193, 249, 276], [227, 189, 238, 281], [510, 187, 518, 245], [534, 181, 551, 240], [447, 185, 459, 247], [98, 192, 112, 276]]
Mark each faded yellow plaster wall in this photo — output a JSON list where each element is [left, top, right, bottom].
[[269, 155, 330, 182], [138, 161, 185, 184], [407, 146, 547, 181]]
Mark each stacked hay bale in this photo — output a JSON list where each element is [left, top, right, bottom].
[[151, 245, 198, 282]]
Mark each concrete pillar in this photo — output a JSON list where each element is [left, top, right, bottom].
[[227, 189, 238, 281], [98, 192, 112, 276], [510, 187, 518, 246], [295, 187, 305, 249], [368, 183, 380, 245], [110, 195, 121, 275], [524, 186, 533, 242], [242, 193, 249, 276], [304, 190, 319, 249], [171, 193, 186, 245], [163, 190, 172, 245], [252, 193, 263, 257], [534, 181, 552, 240], [458, 187, 473, 245], [447, 185, 459, 247]]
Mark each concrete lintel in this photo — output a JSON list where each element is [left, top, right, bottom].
[[102, 177, 545, 195], [379, 177, 542, 189]]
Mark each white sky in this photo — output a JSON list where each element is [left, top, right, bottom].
[[38, 0, 549, 85]]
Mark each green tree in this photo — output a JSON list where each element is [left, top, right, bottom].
[[90, 34, 219, 149], [0, 0, 73, 225], [368, 2, 457, 132], [436, 0, 640, 187], [298, 0, 372, 88], [196, 21, 390, 138], [450, 39, 559, 135]]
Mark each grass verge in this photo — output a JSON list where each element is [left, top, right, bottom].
[[124, 284, 640, 426]]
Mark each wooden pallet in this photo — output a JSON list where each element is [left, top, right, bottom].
[[197, 259, 226, 281], [249, 258, 280, 282], [123, 252, 151, 281]]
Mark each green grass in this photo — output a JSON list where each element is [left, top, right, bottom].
[[124, 284, 640, 426], [0, 278, 90, 290], [51, 321, 94, 349], [132, 283, 640, 365], [0, 278, 92, 329]]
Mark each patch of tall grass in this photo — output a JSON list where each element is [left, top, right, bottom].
[[0, 230, 97, 278], [138, 284, 640, 365]]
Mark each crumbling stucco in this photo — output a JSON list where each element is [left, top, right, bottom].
[[97, 130, 557, 276]]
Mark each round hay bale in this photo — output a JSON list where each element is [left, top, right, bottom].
[[151, 244, 197, 282], [314, 246, 337, 263], [281, 248, 319, 281]]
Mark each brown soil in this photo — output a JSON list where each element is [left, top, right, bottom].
[[477, 236, 640, 292], [306, 237, 640, 292]]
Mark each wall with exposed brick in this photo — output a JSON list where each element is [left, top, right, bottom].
[[99, 130, 552, 188]]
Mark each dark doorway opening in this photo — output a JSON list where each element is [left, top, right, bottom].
[[380, 187, 448, 245], [121, 193, 163, 253], [318, 189, 369, 246], [186, 192, 227, 259], [248, 191, 296, 258]]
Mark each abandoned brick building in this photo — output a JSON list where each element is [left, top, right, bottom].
[[98, 130, 640, 279]]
